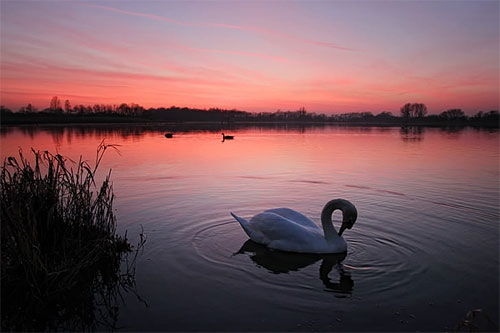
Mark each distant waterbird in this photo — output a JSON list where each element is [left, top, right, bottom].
[[221, 133, 234, 141], [164, 133, 174, 138], [231, 199, 357, 253]]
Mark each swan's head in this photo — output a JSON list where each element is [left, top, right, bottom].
[[338, 201, 357, 236], [321, 198, 358, 238]]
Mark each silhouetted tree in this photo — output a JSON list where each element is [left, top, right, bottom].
[[297, 107, 307, 119], [472, 111, 484, 119], [400, 103, 412, 119], [18, 104, 37, 113], [49, 96, 62, 113], [484, 110, 499, 118], [376, 111, 394, 118], [470, 110, 499, 126], [117, 103, 130, 115], [400, 103, 427, 119], [0, 106, 12, 115], [413, 103, 427, 117], [440, 109, 465, 119], [26, 104, 36, 113], [129, 103, 144, 116], [64, 100, 72, 113]]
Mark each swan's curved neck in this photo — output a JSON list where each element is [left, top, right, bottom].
[[321, 199, 352, 242]]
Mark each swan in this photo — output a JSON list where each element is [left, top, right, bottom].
[[231, 199, 357, 253], [164, 133, 173, 138], [222, 133, 234, 140]]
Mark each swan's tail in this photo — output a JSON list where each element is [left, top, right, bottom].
[[230, 212, 253, 238]]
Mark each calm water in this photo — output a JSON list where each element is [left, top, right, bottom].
[[1, 124, 499, 331]]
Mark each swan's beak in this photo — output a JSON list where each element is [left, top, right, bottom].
[[338, 223, 347, 236]]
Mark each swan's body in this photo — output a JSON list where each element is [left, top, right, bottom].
[[231, 199, 357, 254], [164, 133, 173, 138]]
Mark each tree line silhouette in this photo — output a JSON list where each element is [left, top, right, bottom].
[[1, 96, 498, 127]]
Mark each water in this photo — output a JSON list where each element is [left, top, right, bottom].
[[1, 124, 498, 331]]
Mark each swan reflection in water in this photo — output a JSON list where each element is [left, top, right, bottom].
[[236, 240, 354, 297]]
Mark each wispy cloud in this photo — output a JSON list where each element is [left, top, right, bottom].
[[211, 22, 356, 51], [184, 46, 289, 63], [1, 62, 233, 87], [84, 3, 354, 51], [85, 3, 194, 27]]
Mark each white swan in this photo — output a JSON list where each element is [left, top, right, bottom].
[[231, 199, 357, 254]]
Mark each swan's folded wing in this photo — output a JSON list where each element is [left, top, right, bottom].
[[249, 212, 320, 244], [263, 208, 318, 228], [231, 212, 268, 244]]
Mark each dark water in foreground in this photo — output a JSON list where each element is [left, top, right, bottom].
[[1, 125, 498, 331]]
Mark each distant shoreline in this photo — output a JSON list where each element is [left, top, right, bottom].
[[1, 118, 498, 129], [2, 102, 498, 128]]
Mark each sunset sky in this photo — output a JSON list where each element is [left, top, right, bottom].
[[1, 1, 498, 114]]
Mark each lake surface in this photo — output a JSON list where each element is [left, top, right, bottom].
[[1, 124, 498, 331]]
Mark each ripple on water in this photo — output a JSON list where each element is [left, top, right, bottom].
[[343, 231, 429, 297], [188, 208, 431, 305]]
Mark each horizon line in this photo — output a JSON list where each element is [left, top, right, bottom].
[[1, 100, 498, 116]]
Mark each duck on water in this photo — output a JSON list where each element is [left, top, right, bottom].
[[222, 133, 234, 141]]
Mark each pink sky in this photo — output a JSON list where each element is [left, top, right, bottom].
[[1, 1, 498, 114]]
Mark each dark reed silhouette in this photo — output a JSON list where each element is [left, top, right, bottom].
[[0, 143, 146, 331]]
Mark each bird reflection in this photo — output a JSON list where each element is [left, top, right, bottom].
[[236, 240, 353, 297]]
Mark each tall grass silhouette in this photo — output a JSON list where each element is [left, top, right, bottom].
[[1, 142, 145, 330]]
